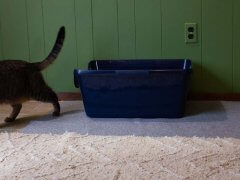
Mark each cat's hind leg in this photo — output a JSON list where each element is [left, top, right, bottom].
[[32, 86, 60, 117], [5, 104, 22, 123]]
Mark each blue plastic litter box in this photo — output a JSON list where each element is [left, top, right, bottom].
[[74, 59, 192, 118]]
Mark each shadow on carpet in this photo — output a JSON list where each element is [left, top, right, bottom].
[[16, 101, 240, 138]]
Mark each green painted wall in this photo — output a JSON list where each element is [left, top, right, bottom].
[[0, 0, 239, 93]]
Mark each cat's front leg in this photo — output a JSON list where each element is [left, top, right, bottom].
[[5, 104, 22, 123]]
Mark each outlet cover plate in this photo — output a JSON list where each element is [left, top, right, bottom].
[[185, 23, 197, 43]]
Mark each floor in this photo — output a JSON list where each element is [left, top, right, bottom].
[[1, 101, 240, 179], [0, 101, 240, 138], [0, 101, 55, 131]]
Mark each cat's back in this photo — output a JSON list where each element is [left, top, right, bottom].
[[0, 60, 35, 83], [0, 60, 29, 71]]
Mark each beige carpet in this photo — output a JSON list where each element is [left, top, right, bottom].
[[0, 132, 240, 179]]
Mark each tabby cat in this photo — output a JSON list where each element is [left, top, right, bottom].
[[0, 26, 65, 122]]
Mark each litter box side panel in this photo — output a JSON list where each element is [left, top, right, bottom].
[[79, 71, 189, 118]]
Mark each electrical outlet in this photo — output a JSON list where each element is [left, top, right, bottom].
[[185, 23, 197, 43]]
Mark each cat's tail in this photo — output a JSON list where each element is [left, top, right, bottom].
[[35, 26, 65, 71]]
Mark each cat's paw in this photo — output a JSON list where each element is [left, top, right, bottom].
[[52, 111, 60, 117], [4, 117, 15, 123]]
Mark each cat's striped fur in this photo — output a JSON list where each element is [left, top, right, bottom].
[[0, 26, 65, 122]]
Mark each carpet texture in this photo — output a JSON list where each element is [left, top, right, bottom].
[[0, 132, 240, 179], [1, 101, 240, 179]]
